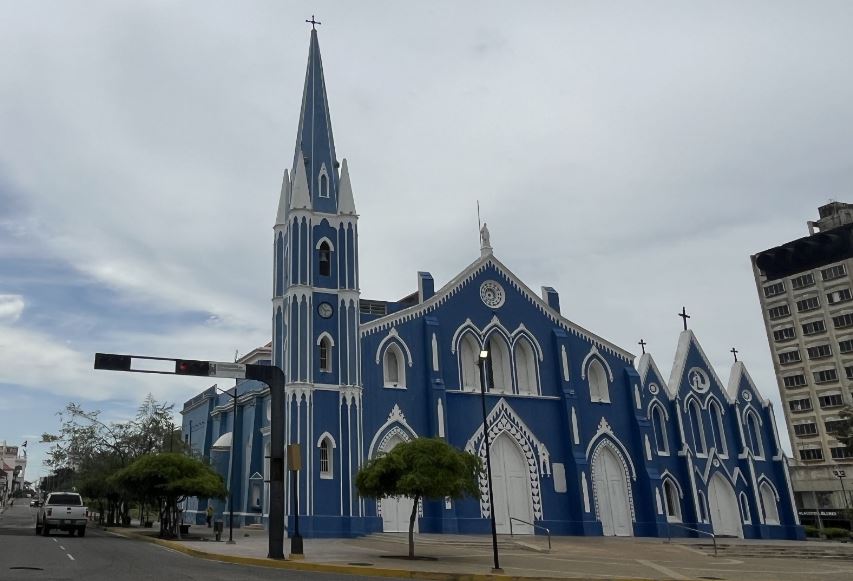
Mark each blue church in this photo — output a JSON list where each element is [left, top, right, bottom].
[[181, 29, 803, 541]]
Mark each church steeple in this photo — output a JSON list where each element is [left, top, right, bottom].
[[293, 28, 339, 213]]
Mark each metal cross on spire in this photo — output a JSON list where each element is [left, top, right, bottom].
[[306, 15, 321, 29], [678, 306, 690, 331], [638, 339, 647, 354], [731, 347, 739, 362]]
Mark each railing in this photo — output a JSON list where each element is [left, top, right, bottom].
[[665, 522, 717, 557], [509, 517, 551, 551]]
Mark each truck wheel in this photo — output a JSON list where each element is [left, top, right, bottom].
[[78, 527, 86, 537]]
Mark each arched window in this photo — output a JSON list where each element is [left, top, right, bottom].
[[688, 400, 707, 454], [319, 165, 330, 198], [746, 411, 764, 458], [383, 344, 406, 388], [697, 490, 708, 523], [319, 336, 332, 373], [484, 334, 512, 392], [759, 482, 779, 524], [318, 241, 331, 277], [651, 405, 669, 454], [663, 478, 681, 522], [514, 338, 538, 395], [709, 401, 727, 456], [588, 359, 610, 403], [460, 334, 480, 390], [318, 436, 334, 479], [739, 492, 751, 524]]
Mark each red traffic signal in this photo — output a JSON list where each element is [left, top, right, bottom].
[[94, 353, 131, 371], [175, 359, 211, 376]]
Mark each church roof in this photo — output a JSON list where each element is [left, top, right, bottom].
[[360, 252, 634, 361], [292, 28, 339, 208]]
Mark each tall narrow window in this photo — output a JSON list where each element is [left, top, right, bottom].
[[588, 359, 610, 403], [514, 338, 538, 395], [318, 165, 330, 198], [740, 492, 751, 524], [746, 412, 764, 458], [663, 479, 681, 522], [759, 482, 779, 524], [460, 334, 480, 390], [319, 241, 331, 277], [651, 405, 669, 454], [688, 400, 707, 454], [319, 336, 332, 373], [484, 335, 512, 392], [709, 402, 727, 456], [697, 491, 708, 523], [319, 437, 333, 479], [383, 344, 405, 388]]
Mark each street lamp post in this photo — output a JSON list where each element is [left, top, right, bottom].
[[215, 386, 238, 545], [478, 349, 502, 574]]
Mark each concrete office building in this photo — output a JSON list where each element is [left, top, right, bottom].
[[752, 202, 853, 525]]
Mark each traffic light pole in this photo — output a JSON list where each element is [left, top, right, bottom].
[[94, 353, 287, 560]]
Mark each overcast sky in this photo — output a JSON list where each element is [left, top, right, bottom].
[[2, 1, 852, 479]]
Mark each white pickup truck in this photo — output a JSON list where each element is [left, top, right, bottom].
[[36, 492, 87, 537]]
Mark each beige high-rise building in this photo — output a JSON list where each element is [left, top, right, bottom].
[[751, 202, 853, 524]]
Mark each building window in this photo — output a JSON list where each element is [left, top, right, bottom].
[[818, 393, 844, 408], [651, 405, 669, 454], [514, 338, 539, 395], [318, 164, 330, 198], [822, 264, 847, 281], [799, 447, 824, 461], [825, 419, 845, 433], [319, 436, 334, 479], [459, 334, 481, 390], [746, 412, 764, 458], [793, 422, 818, 437], [740, 492, 752, 524], [763, 282, 785, 298], [802, 320, 826, 336], [782, 374, 807, 389], [827, 288, 853, 305], [688, 400, 707, 454], [846, 365, 853, 380], [768, 305, 791, 320], [791, 273, 816, 290], [318, 241, 331, 277], [663, 479, 681, 522], [773, 327, 796, 342], [484, 335, 512, 393], [697, 491, 709, 523], [760, 482, 780, 525], [778, 350, 801, 365], [587, 359, 610, 403], [813, 368, 838, 384], [831, 446, 853, 460], [319, 336, 332, 373], [807, 344, 832, 359], [840, 339, 853, 354], [383, 344, 406, 388], [708, 402, 727, 455], [833, 313, 853, 329], [797, 296, 820, 312], [788, 397, 812, 412]]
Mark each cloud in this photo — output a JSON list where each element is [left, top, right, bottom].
[[0, 295, 24, 322]]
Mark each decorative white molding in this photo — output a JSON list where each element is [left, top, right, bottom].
[[375, 328, 413, 367], [590, 438, 637, 522], [316, 331, 335, 347], [581, 346, 615, 381], [367, 404, 418, 459], [437, 398, 445, 438], [582, 472, 591, 513], [431, 333, 439, 372], [314, 236, 335, 251], [571, 407, 580, 446], [561, 345, 570, 381], [585, 418, 637, 481], [316, 431, 337, 448]]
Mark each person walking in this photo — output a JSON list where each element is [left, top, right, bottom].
[[206, 504, 213, 528]]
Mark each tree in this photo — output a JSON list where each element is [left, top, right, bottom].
[[111, 453, 226, 538], [355, 438, 481, 558]]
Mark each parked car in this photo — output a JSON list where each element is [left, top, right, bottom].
[[36, 492, 87, 537]]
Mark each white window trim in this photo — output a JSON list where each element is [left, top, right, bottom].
[[318, 163, 330, 198], [383, 343, 407, 389], [317, 432, 337, 480]]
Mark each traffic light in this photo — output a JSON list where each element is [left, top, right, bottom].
[[94, 353, 131, 371], [175, 359, 211, 376]]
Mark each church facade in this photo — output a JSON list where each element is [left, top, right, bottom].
[[181, 30, 803, 541]]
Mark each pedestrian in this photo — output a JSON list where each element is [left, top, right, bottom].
[[206, 504, 213, 528]]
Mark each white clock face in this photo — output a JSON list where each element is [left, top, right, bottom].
[[318, 302, 333, 319], [479, 280, 505, 309]]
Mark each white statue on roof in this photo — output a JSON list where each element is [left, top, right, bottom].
[[480, 222, 492, 256]]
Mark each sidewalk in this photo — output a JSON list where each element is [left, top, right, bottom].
[[107, 525, 853, 581]]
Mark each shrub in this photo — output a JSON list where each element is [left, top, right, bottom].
[[822, 527, 851, 540], [804, 525, 820, 537]]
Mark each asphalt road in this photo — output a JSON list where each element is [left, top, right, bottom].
[[0, 503, 396, 581]]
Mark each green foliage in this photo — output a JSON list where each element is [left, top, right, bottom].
[[111, 453, 226, 501], [822, 527, 852, 540], [355, 438, 481, 557], [803, 525, 819, 537]]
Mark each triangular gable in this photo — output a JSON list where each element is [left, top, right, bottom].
[[360, 253, 633, 361], [667, 330, 733, 404], [726, 361, 770, 407], [249, 472, 264, 480], [637, 353, 675, 400]]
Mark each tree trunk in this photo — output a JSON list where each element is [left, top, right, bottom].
[[408, 495, 420, 559]]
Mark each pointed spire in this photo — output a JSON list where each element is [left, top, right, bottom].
[[290, 153, 311, 210], [338, 158, 356, 214], [293, 28, 339, 209], [276, 169, 290, 225]]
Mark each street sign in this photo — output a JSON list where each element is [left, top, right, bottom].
[[210, 362, 247, 379]]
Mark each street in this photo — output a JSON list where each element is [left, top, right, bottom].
[[0, 504, 396, 581]]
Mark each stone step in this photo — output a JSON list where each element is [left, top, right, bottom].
[[690, 542, 853, 560]]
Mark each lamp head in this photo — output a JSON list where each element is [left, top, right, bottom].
[[479, 350, 489, 360]]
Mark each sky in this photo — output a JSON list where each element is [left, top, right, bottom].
[[2, 1, 852, 480]]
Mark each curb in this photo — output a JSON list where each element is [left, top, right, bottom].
[[105, 528, 661, 581]]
